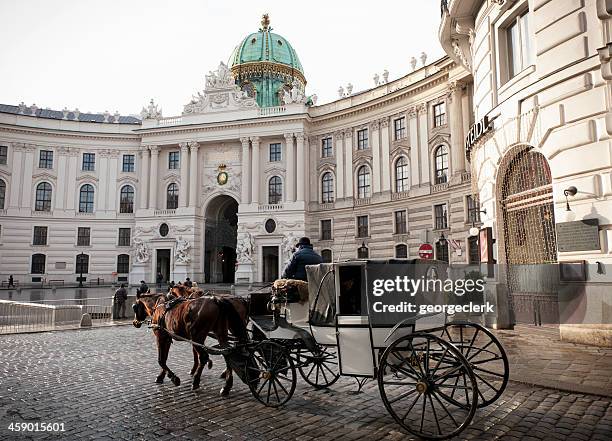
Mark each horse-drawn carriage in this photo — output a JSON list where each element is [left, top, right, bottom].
[[135, 259, 509, 440]]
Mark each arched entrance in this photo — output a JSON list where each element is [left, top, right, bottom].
[[204, 195, 238, 283], [499, 147, 559, 324]]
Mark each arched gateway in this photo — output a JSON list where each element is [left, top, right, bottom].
[[204, 195, 238, 283], [499, 147, 559, 324]]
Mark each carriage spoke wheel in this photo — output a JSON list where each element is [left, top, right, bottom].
[[297, 346, 340, 389], [378, 333, 478, 440], [247, 340, 296, 408], [441, 322, 509, 408]]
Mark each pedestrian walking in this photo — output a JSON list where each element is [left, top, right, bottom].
[[113, 283, 128, 319], [156, 271, 163, 289], [8, 275, 14, 288]]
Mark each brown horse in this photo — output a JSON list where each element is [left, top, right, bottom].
[[133, 292, 248, 394]]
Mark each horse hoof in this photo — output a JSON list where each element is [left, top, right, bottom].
[[155, 377, 164, 384], [220, 388, 230, 396], [192, 383, 200, 390], [172, 377, 181, 387], [207, 360, 213, 369]]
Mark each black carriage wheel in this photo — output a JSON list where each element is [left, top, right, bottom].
[[441, 321, 509, 408], [378, 333, 478, 440], [297, 345, 340, 389], [246, 340, 296, 408]]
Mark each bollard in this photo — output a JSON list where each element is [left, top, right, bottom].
[[80, 313, 92, 327]]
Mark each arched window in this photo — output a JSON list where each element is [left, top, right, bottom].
[[434, 145, 449, 184], [35, 182, 52, 212], [79, 184, 95, 213], [76, 253, 89, 273], [357, 166, 371, 199], [395, 157, 409, 192], [321, 249, 333, 263], [395, 244, 408, 258], [268, 176, 282, 204], [0, 179, 6, 209], [166, 183, 178, 209], [31, 253, 46, 274], [117, 254, 130, 273], [119, 185, 134, 213], [321, 172, 334, 203]]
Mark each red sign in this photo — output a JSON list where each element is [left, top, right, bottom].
[[418, 243, 434, 259]]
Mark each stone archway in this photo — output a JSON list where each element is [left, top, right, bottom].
[[498, 146, 559, 324], [204, 195, 238, 283]]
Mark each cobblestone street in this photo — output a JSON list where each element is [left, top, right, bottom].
[[0, 326, 610, 441]]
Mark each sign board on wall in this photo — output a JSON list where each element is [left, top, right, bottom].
[[556, 219, 600, 252]]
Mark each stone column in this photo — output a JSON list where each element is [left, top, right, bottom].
[[148, 145, 159, 210], [188, 141, 199, 207], [370, 121, 381, 194], [108, 150, 119, 211], [55, 147, 69, 210], [21, 145, 35, 209], [284, 133, 295, 202], [344, 130, 353, 198], [296, 133, 305, 202], [139, 146, 150, 209], [97, 150, 109, 211], [380, 117, 391, 192], [417, 104, 430, 184], [240, 137, 250, 204], [251, 137, 260, 204], [335, 132, 345, 199], [449, 81, 466, 174], [408, 107, 420, 187], [179, 142, 189, 207], [8, 143, 23, 208]]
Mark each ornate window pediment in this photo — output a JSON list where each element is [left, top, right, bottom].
[[428, 133, 450, 150], [76, 173, 98, 183]]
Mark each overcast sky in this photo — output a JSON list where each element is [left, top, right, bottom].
[[0, 0, 445, 116]]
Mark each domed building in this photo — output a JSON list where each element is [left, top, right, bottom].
[[0, 15, 475, 300], [229, 14, 306, 107]]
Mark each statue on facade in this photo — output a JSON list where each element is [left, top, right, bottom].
[[236, 232, 254, 264], [410, 57, 417, 70], [281, 232, 299, 266], [175, 236, 192, 264], [382, 69, 389, 83], [140, 99, 162, 120], [373, 73, 380, 86], [133, 237, 150, 263]]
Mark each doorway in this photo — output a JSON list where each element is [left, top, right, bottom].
[[262, 246, 279, 282], [204, 195, 238, 283], [156, 249, 171, 283]]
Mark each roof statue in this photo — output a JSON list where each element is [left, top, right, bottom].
[[140, 99, 162, 120]]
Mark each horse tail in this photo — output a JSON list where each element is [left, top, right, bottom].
[[216, 298, 249, 343]]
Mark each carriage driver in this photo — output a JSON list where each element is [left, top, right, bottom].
[[281, 237, 323, 282]]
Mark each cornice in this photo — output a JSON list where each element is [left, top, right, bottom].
[[0, 124, 140, 142]]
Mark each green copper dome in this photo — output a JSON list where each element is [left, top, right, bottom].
[[229, 14, 306, 107]]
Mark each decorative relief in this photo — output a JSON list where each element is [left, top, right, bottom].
[[206, 145, 239, 163], [408, 106, 417, 118], [236, 232, 255, 263], [183, 61, 256, 114], [202, 163, 241, 195], [417, 103, 428, 115], [369, 121, 380, 131], [174, 236, 192, 264], [343, 130, 353, 139], [379, 117, 389, 128], [133, 236, 150, 263]]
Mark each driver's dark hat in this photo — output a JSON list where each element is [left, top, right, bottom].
[[297, 237, 311, 246]]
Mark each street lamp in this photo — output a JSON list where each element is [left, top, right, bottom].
[[564, 186, 578, 222], [358, 241, 369, 259], [78, 252, 84, 288]]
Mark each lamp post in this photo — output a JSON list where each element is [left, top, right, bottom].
[[468, 208, 488, 263], [358, 241, 368, 259], [78, 252, 84, 288], [563, 186, 578, 222]]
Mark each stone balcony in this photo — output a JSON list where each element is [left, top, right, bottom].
[[154, 209, 176, 217]]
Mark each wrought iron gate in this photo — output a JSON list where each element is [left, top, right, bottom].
[[500, 148, 559, 325]]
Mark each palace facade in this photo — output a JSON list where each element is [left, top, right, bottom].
[[0, 16, 477, 287]]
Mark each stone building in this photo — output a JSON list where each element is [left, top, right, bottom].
[[0, 15, 476, 286], [440, 0, 612, 344]]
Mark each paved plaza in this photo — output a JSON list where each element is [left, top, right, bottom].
[[0, 325, 610, 441]]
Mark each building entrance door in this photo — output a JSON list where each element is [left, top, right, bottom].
[[262, 246, 279, 282], [204, 195, 238, 283], [156, 249, 171, 283]]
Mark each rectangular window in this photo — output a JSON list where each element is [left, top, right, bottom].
[[506, 12, 533, 80], [321, 137, 333, 158], [77, 227, 91, 246], [321, 219, 332, 241], [117, 254, 130, 273], [433, 102, 446, 127], [168, 151, 180, 169], [39, 150, 53, 169], [269, 143, 282, 162], [467, 195, 481, 224], [357, 215, 369, 238], [394, 117, 406, 140], [357, 129, 368, 150], [118, 228, 131, 246], [122, 154, 135, 172], [434, 204, 448, 230], [82, 153, 95, 171], [394, 210, 407, 234], [33, 226, 48, 246], [0, 146, 7, 165]]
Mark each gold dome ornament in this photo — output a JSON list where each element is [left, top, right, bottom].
[[217, 164, 228, 185]]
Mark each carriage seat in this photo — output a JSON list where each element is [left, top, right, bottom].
[[271, 279, 309, 304]]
